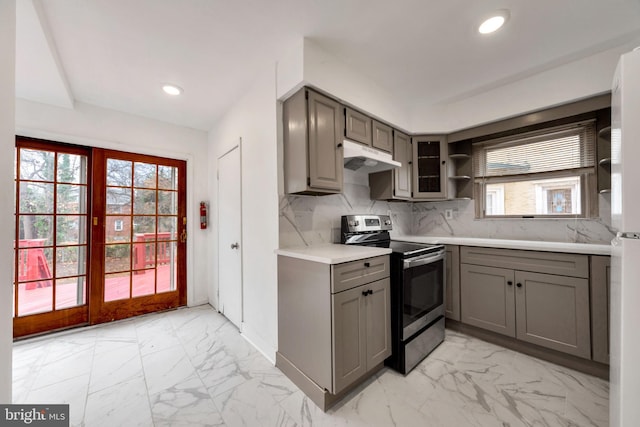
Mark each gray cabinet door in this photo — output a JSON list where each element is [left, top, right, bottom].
[[412, 136, 447, 199], [332, 286, 366, 394], [308, 90, 343, 191], [372, 120, 393, 153], [445, 245, 460, 321], [345, 108, 372, 146], [590, 256, 610, 364], [460, 264, 516, 337], [515, 271, 591, 359], [393, 131, 412, 199], [365, 278, 391, 369]]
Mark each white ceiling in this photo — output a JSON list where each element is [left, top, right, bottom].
[[15, 0, 640, 132]]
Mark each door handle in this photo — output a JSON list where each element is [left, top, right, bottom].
[[231, 242, 239, 250], [180, 230, 187, 243]]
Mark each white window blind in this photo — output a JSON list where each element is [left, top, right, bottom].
[[473, 122, 596, 180]]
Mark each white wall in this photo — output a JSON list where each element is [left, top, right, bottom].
[[0, 0, 16, 404], [208, 65, 279, 361], [411, 44, 635, 133], [16, 99, 210, 306], [275, 38, 412, 131]]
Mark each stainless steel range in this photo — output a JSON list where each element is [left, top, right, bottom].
[[341, 214, 446, 374]]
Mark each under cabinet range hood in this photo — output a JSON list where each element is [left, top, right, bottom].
[[342, 140, 401, 173]]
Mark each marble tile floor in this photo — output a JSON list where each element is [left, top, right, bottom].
[[12, 304, 609, 427]]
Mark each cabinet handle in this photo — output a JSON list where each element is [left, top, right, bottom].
[[364, 262, 370, 267], [337, 143, 343, 148], [507, 281, 513, 286], [516, 283, 522, 288], [362, 290, 371, 296]]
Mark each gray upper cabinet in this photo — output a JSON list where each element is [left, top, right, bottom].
[[393, 131, 412, 199], [368, 130, 412, 200], [345, 108, 372, 146], [372, 120, 393, 153], [412, 135, 448, 199], [590, 255, 610, 364], [283, 88, 343, 195], [460, 246, 592, 359]]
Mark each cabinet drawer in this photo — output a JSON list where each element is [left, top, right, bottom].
[[460, 246, 588, 278], [331, 255, 389, 293]]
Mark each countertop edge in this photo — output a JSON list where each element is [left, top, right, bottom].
[[275, 245, 392, 264], [392, 235, 612, 256]]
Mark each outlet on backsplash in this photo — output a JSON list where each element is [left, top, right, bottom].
[[445, 209, 454, 220]]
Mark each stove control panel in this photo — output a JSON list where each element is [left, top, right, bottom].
[[341, 214, 392, 234]]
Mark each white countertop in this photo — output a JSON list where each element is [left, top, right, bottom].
[[276, 244, 392, 264], [392, 235, 611, 255]]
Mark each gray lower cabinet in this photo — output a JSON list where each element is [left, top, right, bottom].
[[460, 246, 591, 359], [277, 254, 391, 410], [445, 245, 460, 321], [590, 255, 610, 364], [283, 87, 343, 195], [461, 264, 515, 336], [332, 278, 391, 393]]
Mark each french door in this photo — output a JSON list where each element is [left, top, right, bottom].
[[89, 149, 186, 324], [13, 137, 187, 337]]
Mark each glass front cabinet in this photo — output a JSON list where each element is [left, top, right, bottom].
[[412, 135, 448, 199]]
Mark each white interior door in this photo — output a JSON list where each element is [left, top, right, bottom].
[[218, 144, 242, 328]]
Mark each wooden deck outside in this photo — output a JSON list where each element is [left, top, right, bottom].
[[15, 265, 174, 317]]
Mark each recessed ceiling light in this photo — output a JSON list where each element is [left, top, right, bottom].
[[479, 10, 510, 34], [162, 84, 183, 96]]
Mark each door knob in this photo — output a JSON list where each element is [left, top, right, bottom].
[[231, 242, 239, 249]]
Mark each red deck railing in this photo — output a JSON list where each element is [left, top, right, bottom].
[[17, 239, 53, 290], [133, 232, 174, 273]]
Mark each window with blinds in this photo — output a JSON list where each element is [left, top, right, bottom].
[[473, 121, 597, 218]]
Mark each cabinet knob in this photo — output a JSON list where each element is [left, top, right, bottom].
[[337, 143, 343, 148], [364, 262, 370, 267], [507, 281, 513, 286], [441, 160, 446, 165], [362, 289, 373, 296], [516, 283, 522, 288]]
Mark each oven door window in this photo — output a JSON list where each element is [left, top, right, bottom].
[[403, 259, 444, 329]]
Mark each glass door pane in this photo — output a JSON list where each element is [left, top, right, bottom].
[[13, 139, 90, 337]]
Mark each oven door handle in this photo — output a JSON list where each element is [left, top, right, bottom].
[[403, 249, 446, 270]]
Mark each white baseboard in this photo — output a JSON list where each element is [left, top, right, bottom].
[[241, 322, 276, 364]]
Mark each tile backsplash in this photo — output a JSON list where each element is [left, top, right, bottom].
[[279, 170, 616, 247]]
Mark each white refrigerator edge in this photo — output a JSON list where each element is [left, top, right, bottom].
[[610, 46, 640, 427]]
